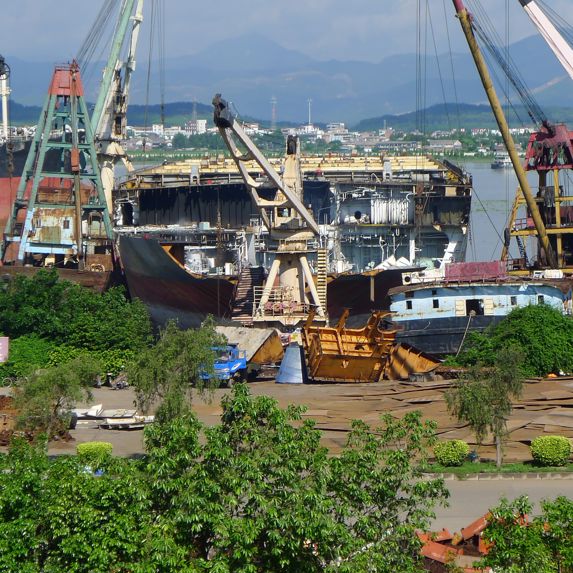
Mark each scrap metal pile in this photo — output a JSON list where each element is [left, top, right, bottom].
[[301, 309, 440, 383], [224, 376, 573, 461]]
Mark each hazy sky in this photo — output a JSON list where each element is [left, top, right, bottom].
[[3, 0, 569, 64]]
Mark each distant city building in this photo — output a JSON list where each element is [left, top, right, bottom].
[[322, 123, 350, 143], [244, 123, 261, 135], [164, 126, 186, 138], [427, 139, 463, 152], [185, 119, 207, 135]]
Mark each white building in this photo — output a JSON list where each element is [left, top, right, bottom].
[[185, 119, 207, 135]]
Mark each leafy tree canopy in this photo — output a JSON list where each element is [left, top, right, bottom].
[[481, 495, 573, 573], [453, 304, 573, 377], [0, 385, 448, 573], [0, 335, 56, 380], [13, 353, 103, 437], [0, 439, 151, 573], [446, 347, 524, 467], [128, 318, 226, 423], [0, 269, 152, 351]]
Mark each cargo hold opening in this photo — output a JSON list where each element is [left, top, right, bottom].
[[465, 298, 484, 316]]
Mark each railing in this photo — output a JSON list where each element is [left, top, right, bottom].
[[252, 286, 311, 317]]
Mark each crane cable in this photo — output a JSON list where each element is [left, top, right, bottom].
[[143, 0, 165, 149], [75, 0, 125, 100], [466, 0, 546, 127], [76, 0, 116, 66], [537, 0, 573, 47]]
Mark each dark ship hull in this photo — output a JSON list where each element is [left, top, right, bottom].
[[0, 138, 31, 179], [118, 234, 413, 329], [115, 156, 472, 328], [118, 235, 235, 328]]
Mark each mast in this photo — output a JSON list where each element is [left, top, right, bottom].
[[452, 0, 557, 268], [0, 56, 9, 140]]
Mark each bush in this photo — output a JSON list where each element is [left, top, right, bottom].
[[0, 335, 55, 381], [434, 440, 470, 467], [455, 305, 573, 377], [76, 441, 113, 468], [530, 436, 571, 467]]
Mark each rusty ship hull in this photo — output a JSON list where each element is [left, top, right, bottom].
[[115, 155, 472, 328]]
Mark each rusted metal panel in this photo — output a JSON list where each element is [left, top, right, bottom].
[[384, 343, 440, 380], [85, 253, 113, 272], [30, 207, 75, 248], [445, 261, 507, 282], [302, 311, 397, 383], [48, 63, 84, 96], [215, 325, 284, 365]]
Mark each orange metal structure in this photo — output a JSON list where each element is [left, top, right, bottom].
[[302, 309, 397, 383]]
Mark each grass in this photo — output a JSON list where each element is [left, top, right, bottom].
[[428, 460, 573, 476]]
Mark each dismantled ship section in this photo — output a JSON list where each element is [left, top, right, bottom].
[[115, 155, 472, 327]]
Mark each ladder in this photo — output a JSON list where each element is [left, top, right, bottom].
[[316, 248, 328, 314]]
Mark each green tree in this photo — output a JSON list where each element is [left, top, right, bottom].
[[0, 439, 150, 572], [480, 495, 573, 573], [0, 386, 449, 572], [540, 496, 573, 572], [445, 347, 524, 467], [0, 335, 56, 381], [0, 269, 152, 351], [13, 353, 103, 437], [128, 319, 225, 422], [171, 132, 189, 149], [455, 305, 573, 377], [480, 496, 554, 573], [142, 384, 448, 572], [0, 438, 51, 572]]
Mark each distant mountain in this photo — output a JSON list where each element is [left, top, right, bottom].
[[355, 103, 573, 132], [4, 33, 573, 126]]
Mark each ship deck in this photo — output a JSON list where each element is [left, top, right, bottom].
[[118, 154, 469, 189]]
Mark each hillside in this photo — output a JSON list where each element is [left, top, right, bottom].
[[3, 32, 573, 125]]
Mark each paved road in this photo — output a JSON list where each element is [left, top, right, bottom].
[[432, 478, 573, 531], [4, 385, 573, 534]]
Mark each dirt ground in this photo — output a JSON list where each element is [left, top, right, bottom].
[[1, 375, 570, 462]]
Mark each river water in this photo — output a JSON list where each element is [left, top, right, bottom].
[[462, 160, 532, 263], [461, 160, 520, 262]]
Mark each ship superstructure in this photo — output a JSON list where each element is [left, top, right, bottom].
[[116, 154, 472, 275], [115, 151, 472, 327]]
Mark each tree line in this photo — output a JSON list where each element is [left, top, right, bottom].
[[1, 272, 573, 571]]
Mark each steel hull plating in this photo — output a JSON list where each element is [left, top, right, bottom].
[[394, 315, 501, 355], [118, 235, 235, 328]]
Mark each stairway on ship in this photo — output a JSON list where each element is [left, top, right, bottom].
[[316, 248, 328, 313], [231, 266, 266, 325]]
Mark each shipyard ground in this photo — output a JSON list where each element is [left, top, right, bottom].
[[36, 375, 573, 461], [3, 377, 573, 531]]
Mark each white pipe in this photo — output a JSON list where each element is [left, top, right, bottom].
[[520, 0, 573, 80]]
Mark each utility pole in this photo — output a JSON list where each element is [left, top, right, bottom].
[[270, 96, 277, 131]]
